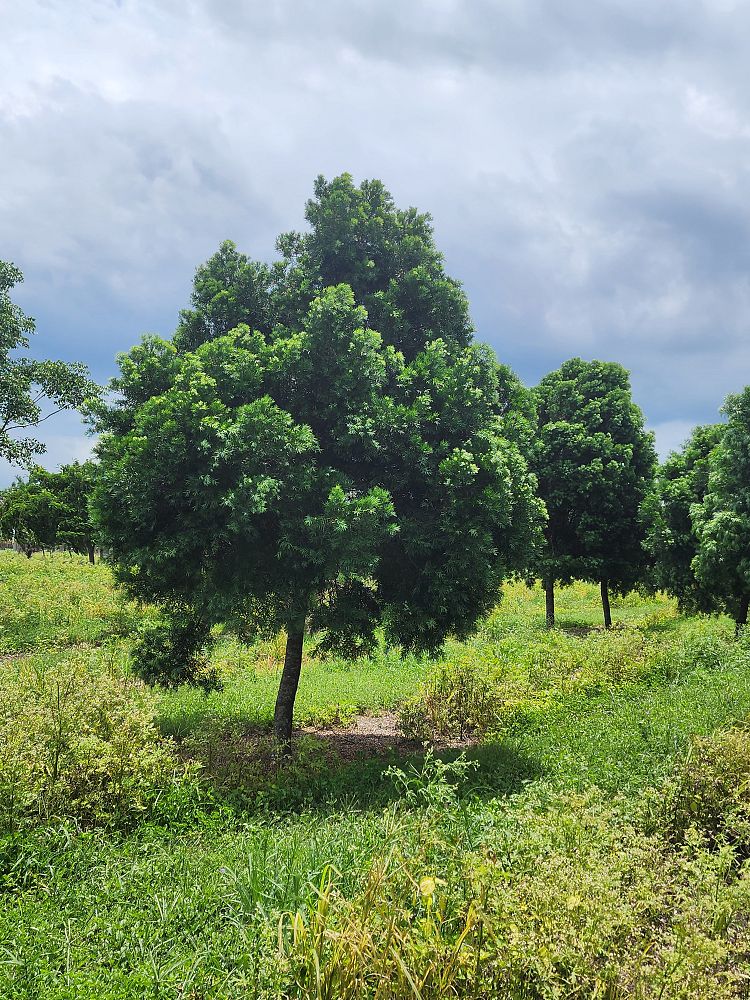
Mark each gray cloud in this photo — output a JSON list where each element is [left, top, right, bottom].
[[2, 0, 750, 485]]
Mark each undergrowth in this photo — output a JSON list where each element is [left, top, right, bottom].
[[2, 556, 750, 996]]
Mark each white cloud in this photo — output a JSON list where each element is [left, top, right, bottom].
[[2, 0, 750, 444], [0, 412, 93, 488]]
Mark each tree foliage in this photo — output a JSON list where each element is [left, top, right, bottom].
[[91, 174, 543, 740], [0, 461, 99, 560], [0, 261, 98, 466], [644, 424, 724, 614], [692, 388, 750, 630], [530, 358, 657, 626], [0, 473, 59, 556]]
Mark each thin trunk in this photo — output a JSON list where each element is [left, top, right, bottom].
[[544, 579, 555, 629], [735, 594, 750, 638], [87, 542, 95, 565], [274, 623, 305, 747], [601, 579, 612, 629]]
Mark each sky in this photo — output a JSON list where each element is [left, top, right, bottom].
[[3, 0, 750, 485]]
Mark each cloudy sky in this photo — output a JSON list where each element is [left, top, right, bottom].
[[3, 0, 750, 483]]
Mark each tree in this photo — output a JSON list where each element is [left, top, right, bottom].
[[0, 261, 98, 466], [90, 174, 543, 743], [0, 472, 60, 556], [43, 461, 100, 563], [692, 388, 750, 634], [530, 358, 657, 628], [644, 424, 724, 614], [0, 461, 99, 561]]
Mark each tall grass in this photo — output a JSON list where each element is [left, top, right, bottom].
[[0, 551, 145, 653]]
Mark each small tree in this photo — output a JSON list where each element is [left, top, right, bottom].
[[91, 175, 543, 743], [0, 261, 97, 466], [692, 388, 750, 635], [530, 358, 657, 628], [644, 424, 724, 614]]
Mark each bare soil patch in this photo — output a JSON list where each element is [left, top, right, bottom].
[[300, 710, 478, 762]]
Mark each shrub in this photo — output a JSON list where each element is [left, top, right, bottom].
[[398, 630, 652, 743], [278, 787, 750, 998], [397, 654, 515, 741], [658, 723, 750, 855], [131, 613, 220, 690], [0, 648, 193, 830]]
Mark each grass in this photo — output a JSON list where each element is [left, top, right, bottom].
[[158, 637, 429, 737], [3, 553, 750, 996], [0, 551, 144, 653]]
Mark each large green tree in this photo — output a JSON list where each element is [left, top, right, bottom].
[[0, 261, 97, 466], [91, 175, 543, 743], [644, 424, 724, 614], [530, 358, 657, 628], [692, 388, 750, 634]]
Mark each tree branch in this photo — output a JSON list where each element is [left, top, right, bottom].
[[3, 406, 66, 434]]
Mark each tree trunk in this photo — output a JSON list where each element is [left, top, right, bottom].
[[544, 579, 555, 629], [274, 623, 305, 747], [735, 594, 750, 638], [601, 579, 612, 629], [87, 542, 95, 565]]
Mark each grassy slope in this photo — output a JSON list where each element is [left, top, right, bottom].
[[2, 553, 750, 997]]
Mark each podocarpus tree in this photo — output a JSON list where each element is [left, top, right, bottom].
[[0, 261, 97, 466], [91, 174, 543, 743], [644, 424, 724, 614], [530, 358, 657, 628], [692, 388, 750, 635]]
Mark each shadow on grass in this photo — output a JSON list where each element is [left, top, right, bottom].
[[555, 621, 600, 637], [177, 721, 543, 816]]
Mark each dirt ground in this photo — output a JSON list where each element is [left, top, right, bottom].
[[300, 710, 477, 761]]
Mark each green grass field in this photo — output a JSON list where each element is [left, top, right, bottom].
[[2, 551, 750, 997]]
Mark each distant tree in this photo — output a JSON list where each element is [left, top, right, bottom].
[[692, 388, 750, 635], [644, 424, 724, 614], [90, 175, 543, 743], [0, 472, 60, 556], [0, 261, 98, 466], [530, 358, 657, 628], [41, 461, 100, 563], [0, 461, 98, 561]]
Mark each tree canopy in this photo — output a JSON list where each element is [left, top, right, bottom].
[[0, 472, 59, 557], [0, 460, 99, 561], [644, 423, 724, 615], [530, 358, 657, 627], [0, 261, 97, 467], [91, 174, 543, 741], [692, 388, 750, 632]]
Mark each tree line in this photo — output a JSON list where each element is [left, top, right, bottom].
[[2, 174, 749, 742]]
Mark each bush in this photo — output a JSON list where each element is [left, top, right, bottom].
[[397, 654, 512, 741], [658, 723, 750, 855], [650, 629, 745, 683], [0, 647, 194, 830], [279, 787, 750, 998], [398, 630, 652, 743]]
